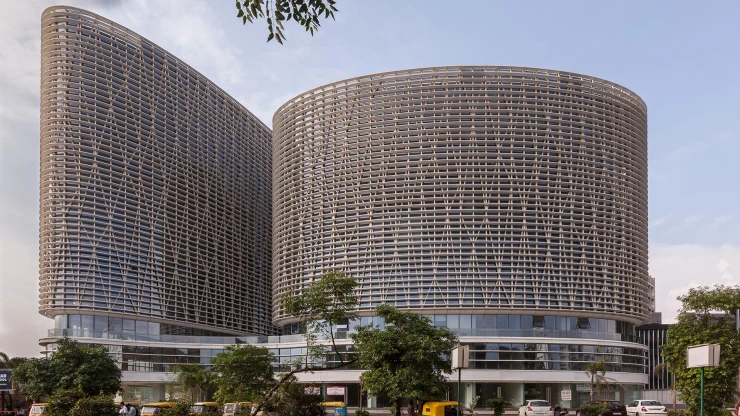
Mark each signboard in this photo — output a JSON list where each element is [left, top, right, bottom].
[[576, 384, 590, 392], [687, 344, 721, 368], [304, 386, 322, 395], [326, 386, 345, 396], [0, 370, 11, 391], [451, 345, 470, 370], [560, 390, 572, 401]]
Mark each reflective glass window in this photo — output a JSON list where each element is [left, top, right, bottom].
[[94, 316, 108, 331], [81, 315, 94, 330], [459, 314, 472, 329]]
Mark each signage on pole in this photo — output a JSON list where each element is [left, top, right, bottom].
[[0, 370, 11, 391], [560, 390, 572, 401], [687, 344, 721, 416], [451, 345, 470, 370], [687, 344, 721, 368], [326, 386, 345, 396]]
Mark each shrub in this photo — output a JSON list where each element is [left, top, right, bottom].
[[485, 397, 510, 416], [580, 403, 608, 416], [48, 388, 86, 416], [356, 411, 371, 416], [69, 395, 118, 416]]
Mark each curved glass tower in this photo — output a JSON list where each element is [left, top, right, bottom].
[[273, 66, 650, 327], [40, 6, 274, 336]]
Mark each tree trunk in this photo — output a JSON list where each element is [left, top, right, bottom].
[[395, 398, 402, 416]]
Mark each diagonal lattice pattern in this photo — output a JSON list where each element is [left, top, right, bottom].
[[273, 66, 650, 326], [40, 7, 274, 335]]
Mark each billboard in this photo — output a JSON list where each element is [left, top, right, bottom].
[[326, 386, 345, 396], [0, 370, 11, 391]]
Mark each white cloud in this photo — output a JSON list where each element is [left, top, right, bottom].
[[669, 215, 703, 232], [650, 244, 740, 323], [713, 215, 733, 227], [650, 214, 672, 228]]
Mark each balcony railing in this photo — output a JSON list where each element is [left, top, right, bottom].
[[46, 327, 641, 345]]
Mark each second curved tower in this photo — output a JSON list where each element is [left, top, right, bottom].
[[273, 66, 650, 328]]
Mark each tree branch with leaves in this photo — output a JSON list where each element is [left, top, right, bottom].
[[235, 0, 338, 44]]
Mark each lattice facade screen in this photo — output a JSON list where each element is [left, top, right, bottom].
[[273, 66, 650, 326], [40, 7, 274, 335]]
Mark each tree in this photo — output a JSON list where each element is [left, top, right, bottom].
[[251, 271, 359, 412], [263, 375, 324, 416], [0, 353, 26, 370], [351, 305, 459, 416], [173, 364, 216, 402], [584, 361, 613, 401], [662, 313, 740, 416], [211, 344, 275, 404], [235, 0, 339, 44], [282, 270, 358, 368], [653, 363, 676, 411], [13, 338, 121, 399]]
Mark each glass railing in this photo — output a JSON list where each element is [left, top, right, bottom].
[[46, 328, 306, 344], [47, 327, 641, 345]]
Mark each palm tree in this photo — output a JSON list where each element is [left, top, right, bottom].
[[585, 360, 608, 401], [654, 363, 676, 410], [0, 352, 9, 368]]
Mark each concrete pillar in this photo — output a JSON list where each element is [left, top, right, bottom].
[[368, 395, 377, 409], [463, 383, 476, 407]]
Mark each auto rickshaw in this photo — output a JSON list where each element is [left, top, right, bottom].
[[223, 402, 267, 416], [190, 402, 220, 415], [29, 404, 47, 416], [141, 402, 176, 416], [421, 402, 458, 416], [320, 402, 346, 416]]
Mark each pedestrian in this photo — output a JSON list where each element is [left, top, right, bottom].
[[119, 402, 127, 416]]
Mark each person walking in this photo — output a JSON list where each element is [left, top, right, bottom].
[[119, 403, 127, 416]]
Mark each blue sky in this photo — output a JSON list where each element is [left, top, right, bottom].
[[1, 0, 738, 355]]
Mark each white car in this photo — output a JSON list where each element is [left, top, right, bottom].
[[626, 400, 667, 416], [518, 400, 552, 416]]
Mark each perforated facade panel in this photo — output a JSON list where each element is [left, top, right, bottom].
[[273, 67, 649, 326], [40, 7, 274, 335]]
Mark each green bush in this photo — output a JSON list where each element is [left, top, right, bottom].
[[485, 397, 510, 416], [580, 403, 607, 416], [160, 401, 192, 416], [69, 395, 118, 416], [48, 388, 86, 416], [356, 410, 371, 416]]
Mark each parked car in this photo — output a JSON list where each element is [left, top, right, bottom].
[[575, 401, 627, 416], [518, 400, 552, 416], [625, 400, 667, 416]]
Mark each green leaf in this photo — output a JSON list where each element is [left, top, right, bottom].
[[236, 1, 241, 10], [267, 33, 275, 42], [237, 9, 244, 17], [275, 10, 285, 20]]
